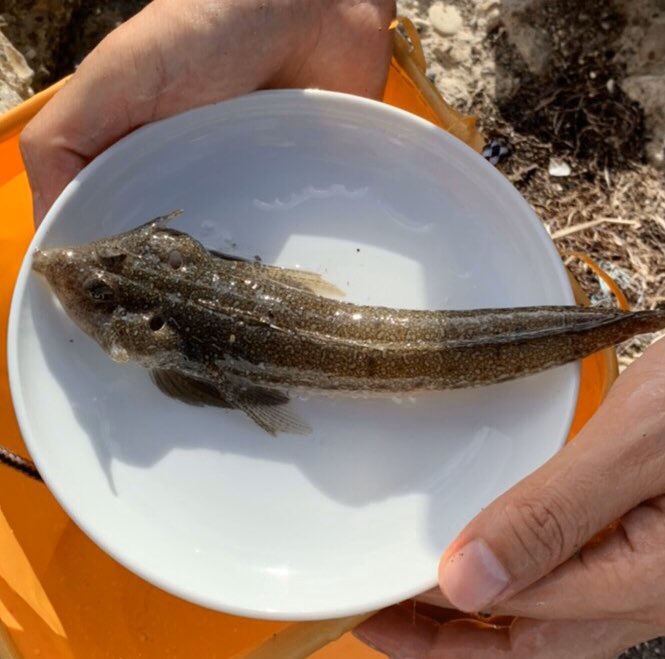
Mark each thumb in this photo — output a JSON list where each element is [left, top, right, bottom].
[[438, 338, 665, 613]]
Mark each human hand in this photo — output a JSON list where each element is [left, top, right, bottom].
[[358, 337, 665, 657], [20, 0, 395, 224]]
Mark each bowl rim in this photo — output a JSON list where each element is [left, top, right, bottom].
[[8, 88, 579, 619]]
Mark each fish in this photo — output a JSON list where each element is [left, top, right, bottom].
[[32, 211, 665, 435]]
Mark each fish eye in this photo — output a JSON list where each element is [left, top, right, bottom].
[[168, 250, 183, 270], [84, 277, 115, 302]]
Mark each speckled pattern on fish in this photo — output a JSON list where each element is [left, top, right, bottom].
[[32, 212, 665, 435]]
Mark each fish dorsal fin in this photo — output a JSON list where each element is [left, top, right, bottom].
[[209, 249, 345, 299], [208, 249, 254, 263], [151, 369, 232, 408], [262, 267, 346, 299]]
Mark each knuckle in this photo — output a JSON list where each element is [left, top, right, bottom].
[[504, 497, 571, 566], [18, 122, 43, 177], [91, 26, 123, 57], [650, 610, 665, 628], [19, 122, 38, 155]]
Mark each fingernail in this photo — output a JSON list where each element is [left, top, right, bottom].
[[439, 539, 510, 612]]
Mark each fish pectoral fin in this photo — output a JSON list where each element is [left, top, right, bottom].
[[229, 384, 311, 436], [262, 267, 346, 299], [152, 370, 310, 436], [151, 369, 233, 408]]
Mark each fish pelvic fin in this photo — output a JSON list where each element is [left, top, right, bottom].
[[229, 382, 311, 437]]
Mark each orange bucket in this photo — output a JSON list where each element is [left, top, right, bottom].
[[0, 19, 617, 659]]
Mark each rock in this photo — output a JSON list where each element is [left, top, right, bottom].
[[484, 7, 502, 32], [0, 81, 24, 113], [548, 158, 572, 177], [479, 0, 501, 31], [622, 74, 665, 168], [438, 29, 474, 64], [634, 17, 665, 75], [615, 0, 665, 75], [428, 3, 463, 36], [0, 0, 81, 88], [398, 0, 499, 111], [501, 0, 553, 75], [615, 0, 665, 168], [0, 29, 33, 113], [0, 30, 32, 96], [479, 0, 500, 12]]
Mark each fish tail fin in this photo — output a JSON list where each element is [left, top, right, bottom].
[[626, 307, 665, 336]]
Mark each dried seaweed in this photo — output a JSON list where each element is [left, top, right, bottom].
[[462, 0, 665, 369], [489, 116, 665, 368]]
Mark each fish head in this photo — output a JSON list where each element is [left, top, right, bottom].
[[32, 240, 128, 356], [31, 217, 208, 365]]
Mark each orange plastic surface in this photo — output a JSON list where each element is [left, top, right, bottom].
[[0, 56, 616, 659], [0, 142, 382, 659]]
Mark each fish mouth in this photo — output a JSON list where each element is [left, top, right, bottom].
[[31, 248, 51, 275]]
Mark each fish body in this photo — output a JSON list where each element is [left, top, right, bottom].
[[32, 212, 665, 434]]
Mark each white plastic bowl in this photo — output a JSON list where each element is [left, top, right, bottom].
[[8, 90, 578, 620]]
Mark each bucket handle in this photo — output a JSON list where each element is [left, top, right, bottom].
[[0, 446, 42, 481], [391, 16, 427, 73], [563, 251, 630, 311]]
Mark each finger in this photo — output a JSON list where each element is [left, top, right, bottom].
[[19, 125, 87, 223], [354, 604, 439, 657], [356, 605, 661, 659], [415, 587, 454, 609], [292, 0, 395, 98], [415, 588, 533, 623], [434, 617, 660, 659], [493, 495, 665, 623], [438, 338, 665, 613]]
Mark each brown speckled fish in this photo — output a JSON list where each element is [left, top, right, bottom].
[[32, 211, 665, 435]]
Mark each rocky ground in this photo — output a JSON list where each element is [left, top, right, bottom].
[[1, 0, 664, 656]]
